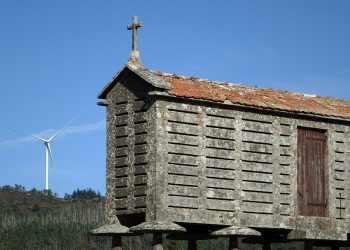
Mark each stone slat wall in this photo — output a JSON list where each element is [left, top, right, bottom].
[[112, 98, 149, 213], [155, 100, 349, 227]]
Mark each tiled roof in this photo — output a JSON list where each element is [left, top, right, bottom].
[[152, 71, 350, 120]]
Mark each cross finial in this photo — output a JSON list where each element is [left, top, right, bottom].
[[127, 16, 143, 67], [128, 16, 142, 51]]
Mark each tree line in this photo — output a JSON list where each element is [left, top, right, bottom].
[[0, 184, 102, 201]]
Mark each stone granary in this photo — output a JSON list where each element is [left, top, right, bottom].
[[92, 17, 350, 250]]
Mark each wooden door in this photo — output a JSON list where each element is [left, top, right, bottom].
[[297, 127, 326, 217]]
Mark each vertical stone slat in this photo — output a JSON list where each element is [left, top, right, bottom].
[[155, 100, 169, 220], [289, 120, 298, 217], [272, 118, 281, 224], [126, 100, 135, 210], [106, 102, 118, 223], [328, 126, 337, 219], [146, 98, 157, 221], [234, 113, 243, 223], [198, 107, 206, 213]]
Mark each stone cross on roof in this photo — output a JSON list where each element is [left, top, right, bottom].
[[127, 16, 142, 51], [127, 16, 143, 67]]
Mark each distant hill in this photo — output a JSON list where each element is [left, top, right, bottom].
[[0, 185, 109, 250], [0, 185, 102, 215]]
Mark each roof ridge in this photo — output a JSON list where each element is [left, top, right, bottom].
[[149, 69, 236, 85], [148, 69, 334, 99]]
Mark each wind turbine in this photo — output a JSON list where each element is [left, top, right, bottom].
[[4, 118, 76, 190]]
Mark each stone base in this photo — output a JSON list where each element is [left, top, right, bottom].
[[130, 221, 186, 234], [287, 229, 347, 241], [211, 226, 261, 237], [90, 223, 134, 236]]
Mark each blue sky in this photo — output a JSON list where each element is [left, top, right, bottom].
[[0, 1, 349, 196]]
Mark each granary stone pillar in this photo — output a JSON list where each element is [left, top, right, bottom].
[[211, 225, 261, 250], [243, 234, 293, 249], [228, 236, 239, 250], [304, 241, 313, 250], [167, 234, 217, 250], [111, 235, 122, 250], [130, 221, 186, 250], [262, 243, 271, 250], [167, 233, 219, 250], [188, 239, 197, 250], [152, 233, 163, 250]]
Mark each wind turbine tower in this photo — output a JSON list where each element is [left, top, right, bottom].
[[5, 118, 75, 190]]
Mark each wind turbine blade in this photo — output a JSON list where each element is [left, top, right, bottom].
[[2, 125, 46, 142], [47, 143, 55, 168], [48, 115, 79, 142]]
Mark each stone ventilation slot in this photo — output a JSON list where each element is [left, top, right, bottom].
[[132, 98, 148, 210]]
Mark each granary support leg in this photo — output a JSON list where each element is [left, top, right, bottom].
[[262, 243, 271, 250], [188, 239, 197, 250], [304, 241, 313, 250], [211, 226, 260, 250], [130, 221, 186, 250], [331, 246, 339, 250], [228, 236, 239, 250], [152, 233, 163, 250], [90, 223, 132, 250], [111, 235, 123, 250]]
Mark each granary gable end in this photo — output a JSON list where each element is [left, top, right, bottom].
[[97, 64, 170, 100], [93, 16, 350, 250]]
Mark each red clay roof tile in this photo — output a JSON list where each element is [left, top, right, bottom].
[[152, 71, 350, 120]]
